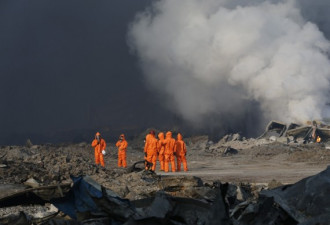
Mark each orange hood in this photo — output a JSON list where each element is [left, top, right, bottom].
[[166, 131, 172, 139], [120, 134, 125, 140], [158, 132, 164, 140], [95, 132, 101, 139], [177, 133, 183, 141]]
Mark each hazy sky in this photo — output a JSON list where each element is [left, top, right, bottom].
[[1, 0, 330, 145]]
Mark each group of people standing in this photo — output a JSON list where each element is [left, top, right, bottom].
[[144, 130, 188, 173], [91, 130, 188, 173], [91, 132, 128, 168]]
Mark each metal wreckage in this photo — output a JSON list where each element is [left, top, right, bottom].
[[1, 121, 330, 225]]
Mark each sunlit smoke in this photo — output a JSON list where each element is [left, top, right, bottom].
[[128, 0, 330, 130]]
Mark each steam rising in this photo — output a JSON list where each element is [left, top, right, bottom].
[[128, 0, 330, 128]]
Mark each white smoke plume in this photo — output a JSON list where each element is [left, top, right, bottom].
[[128, 0, 330, 129]]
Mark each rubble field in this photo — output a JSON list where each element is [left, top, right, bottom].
[[1, 130, 330, 224]]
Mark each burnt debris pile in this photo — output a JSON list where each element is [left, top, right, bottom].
[[2, 165, 330, 224]]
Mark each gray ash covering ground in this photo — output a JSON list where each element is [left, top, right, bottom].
[[1, 134, 330, 224], [1, 135, 330, 188], [0, 141, 220, 200], [0, 143, 99, 185]]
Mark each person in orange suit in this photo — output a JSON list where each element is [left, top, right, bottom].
[[164, 131, 176, 172], [175, 133, 188, 172], [91, 132, 106, 167], [157, 132, 166, 171], [144, 130, 158, 171], [116, 134, 128, 168]]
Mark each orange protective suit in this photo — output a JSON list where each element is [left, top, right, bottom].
[[164, 131, 176, 172], [157, 132, 165, 171], [175, 133, 188, 172], [116, 134, 128, 168], [91, 132, 106, 167], [144, 132, 158, 171]]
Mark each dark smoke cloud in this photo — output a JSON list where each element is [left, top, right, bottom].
[[128, 0, 330, 135], [0, 0, 178, 145]]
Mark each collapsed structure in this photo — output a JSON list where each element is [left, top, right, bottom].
[[258, 120, 330, 143]]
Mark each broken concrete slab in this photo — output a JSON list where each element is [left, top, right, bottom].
[[285, 126, 312, 141], [0, 184, 27, 199], [257, 120, 330, 144], [286, 123, 300, 131], [24, 178, 40, 188], [276, 137, 289, 144], [0, 164, 7, 168], [258, 121, 287, 139], [3, 165, 330, 224], [226, 183, 253, 209], [269, 136, 277, 142], [0, 183, 71, 207]]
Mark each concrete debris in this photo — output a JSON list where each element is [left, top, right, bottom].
[[287, 123, 300, 131], [2, 166, 330, 224], [258, 121, 287, 139], [223, 147, 238, 156], [227, 166, 330, 225], [46, 175, 230, 224], [276, 137, 289, 144], [200, 120, 330, 157], [185, 120, 330, 160], [1, 124, 330, 224], [269, 136, 277, 142], [24, 178, 40, 188], [258, 120, 330, 143], [226, 183, 253, 206], [286, 126, 312, 141], [267, 179, 283, 190], [0, 184, 26, 199], [0, 183, 71, 206], [26, 139, 33, 148]]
